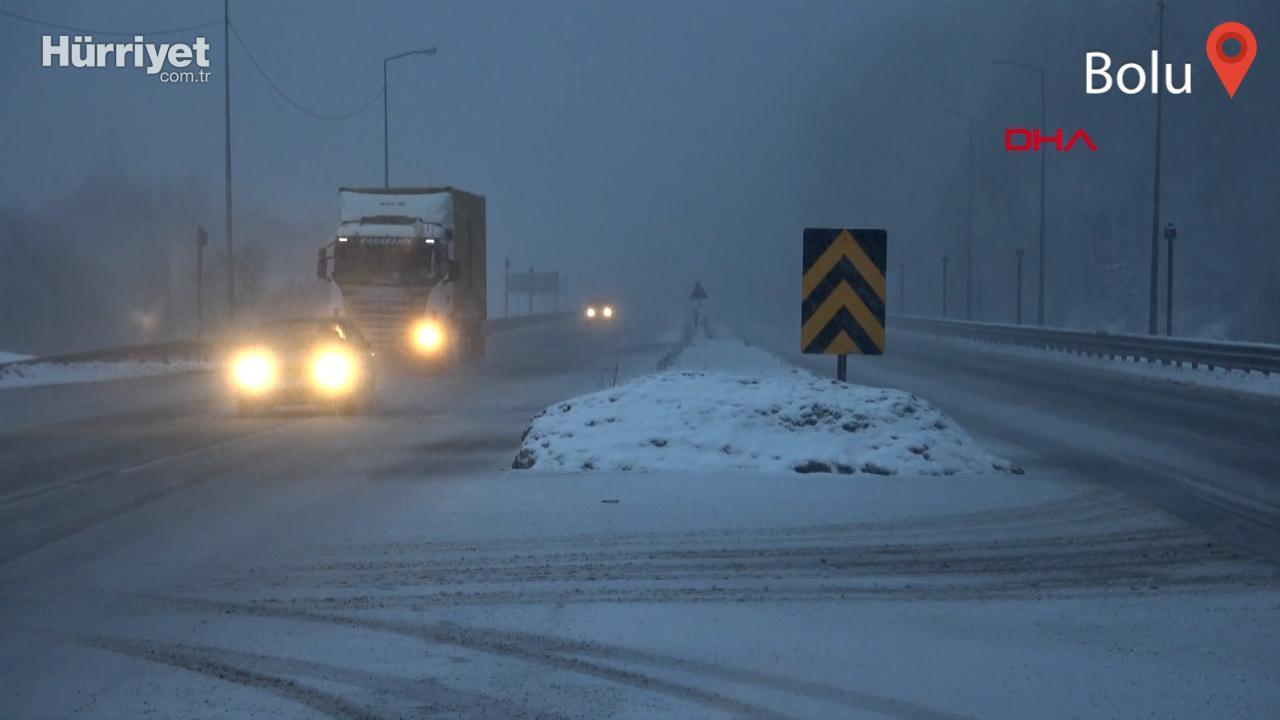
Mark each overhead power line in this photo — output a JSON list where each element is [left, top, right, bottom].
[[229, 20, 383, 121], [0, 8, 219, 36]]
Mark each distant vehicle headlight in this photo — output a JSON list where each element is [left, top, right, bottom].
[[312, 349, 356, 392], [602, 305, 614, 318], [230, 349, 277, 394], [411, 319, 446, 353], [585, 307, 597, 318]]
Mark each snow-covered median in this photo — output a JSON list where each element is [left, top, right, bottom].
[[0, 359, 212, 389], [514, 333, 1018, 476]]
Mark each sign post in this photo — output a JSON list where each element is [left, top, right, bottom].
[[690, 281, 708, 330], [801, 228, 887, 381]]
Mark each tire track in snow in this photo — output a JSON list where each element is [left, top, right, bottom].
[[77, 635, 380, 720], [147, 596, 969, 720]]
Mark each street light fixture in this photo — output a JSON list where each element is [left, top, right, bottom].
[[935, 105, 974, 321], [384, 47, 437, 187], [993, 58, 1047, 326]]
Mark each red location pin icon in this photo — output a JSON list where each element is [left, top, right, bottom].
[[1206, 21, 1257, 98]]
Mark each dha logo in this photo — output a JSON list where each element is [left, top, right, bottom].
[[42, 35, 212, 83]]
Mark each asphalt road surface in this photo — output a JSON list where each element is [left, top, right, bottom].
[[2, 319, 1276, 719]]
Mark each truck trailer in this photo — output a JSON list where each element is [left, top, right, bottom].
[[317, 187, 486, 364]]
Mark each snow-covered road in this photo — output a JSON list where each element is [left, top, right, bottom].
[[1, 320, 1276, 718]]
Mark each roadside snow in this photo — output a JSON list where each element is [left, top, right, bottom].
[[0, 359, 213, 389], [0, 351, 31, 364], [514, 333, 1017, 475]]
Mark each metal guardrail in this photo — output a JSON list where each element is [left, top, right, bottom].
[[0, 340, 211, 375], [0, 313, 574, 376], [484, 312, 573, 334], [892, 315, 1280, 376]]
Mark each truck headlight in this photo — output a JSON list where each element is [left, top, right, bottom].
[[312, 349, 356, 392], [411, 319, 446, 353], [585, 307, 597, 318], [231, 349, 277, 394], [602, 305, 614, 318]]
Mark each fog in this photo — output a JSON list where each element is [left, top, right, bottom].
[[2, 0, 1277, 355]]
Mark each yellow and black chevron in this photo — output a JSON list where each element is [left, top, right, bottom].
[[801, 228, 887, 355]]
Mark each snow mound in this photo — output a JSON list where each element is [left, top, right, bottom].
[[513, 369, 1019, 476], [0, 360, 212, 389]]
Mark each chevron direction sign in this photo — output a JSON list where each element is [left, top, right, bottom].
[[801, 228, 887, 356]]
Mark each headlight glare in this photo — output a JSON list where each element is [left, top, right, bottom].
[[312, 349, 355, 392], [411, 319, 446, 353], [231, 349, 277, 394]]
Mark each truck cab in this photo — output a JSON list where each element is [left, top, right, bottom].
[[317, 187, 486, 365]]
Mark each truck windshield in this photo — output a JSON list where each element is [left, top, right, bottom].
[[332, 239, 436, 285]]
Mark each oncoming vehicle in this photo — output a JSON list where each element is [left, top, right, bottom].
[[583, 299, 617, 323], [228, 317, 376, 416], [316, 187, 486, 366]]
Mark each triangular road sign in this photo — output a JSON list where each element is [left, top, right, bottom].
[[690, 281, 708, 301]]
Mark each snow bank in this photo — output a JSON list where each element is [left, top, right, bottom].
[[514, 334, 1017, 476], [0, 359, 212, 389], [0, 351, 32, 364]]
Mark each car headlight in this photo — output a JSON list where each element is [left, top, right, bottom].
[[312, 349, 356, 393], [411, 319, 446, 353], [230, 349, 277, 394], [585, 307, 597, 318], [602, 305, 614, 318]]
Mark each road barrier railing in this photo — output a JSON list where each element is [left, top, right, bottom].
[[892, 315, 1280, 376], [0, 313, 575, 376], [0, 340, 211, 374]]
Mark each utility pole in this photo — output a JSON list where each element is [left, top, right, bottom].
[[527, 266, 534, 316], [1015, 247, 1025, 325], [966, 114, 974, 321], [936, 107, 975, 320], [196, 226, 208, 337], [1165, 222, 1177, 336], [941, 255, 949, 319], [992, 59, 1047, 326], [1037, 70, 1045, 326], [1147, 0, 1167, 335], [383, 58, 388, 187], [503, 257, 510, 318], [383, 48, 437, 187], [223, 0, 235, 322]]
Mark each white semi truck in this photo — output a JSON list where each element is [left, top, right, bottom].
[[317, 187, 486, 364]]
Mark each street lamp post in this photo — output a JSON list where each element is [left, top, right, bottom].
[[941, 255, 949, 319], [1015, 246, 1025, 325], [936, 106, 975, 321], [993, 58, 1047, 326], [384, 47, 437, 187], [1164, 222, 1177, 336]]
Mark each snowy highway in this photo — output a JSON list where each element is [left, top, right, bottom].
[[763, 326, 1280, 564], [2, 320, 1278, 718]]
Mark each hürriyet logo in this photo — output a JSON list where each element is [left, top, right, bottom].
[[42, 35, 212, 83]]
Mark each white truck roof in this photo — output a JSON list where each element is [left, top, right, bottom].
[[339, 188, 454, 227]]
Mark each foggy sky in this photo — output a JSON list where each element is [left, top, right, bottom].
[[2, 0, 1278, 351]]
